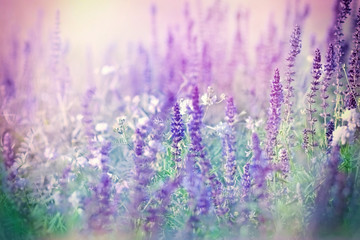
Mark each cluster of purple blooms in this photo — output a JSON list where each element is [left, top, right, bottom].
[[1, 0, 360, 239]]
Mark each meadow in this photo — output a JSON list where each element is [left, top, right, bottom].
[[0, 0, 360, 239]]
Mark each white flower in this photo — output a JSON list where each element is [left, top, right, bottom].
[[76, 156, 87, 166], [201, 86, 218, 106], [201, 93, 217, 106], [342, 109, 360, 130], [148, 95, 160, 114], [132, 95, 140, 105], [137, 117, 149, 127], [76, 114, 84, 121], [68, 192, 80, 209], [53, 192, 61, 206], [148, 140, 158, 148], [332, 109, 360, 146], [44, 147, 54, 159], [101, 65, 116, 75], [179, 98, 192, 115], [213, 121, 229, 137], [245, 117, 254, 131], [113, 116, 127, 134], [332, 126, 352, 146], [115, 181, 129, 194], [124, 96, 131, 102], [245, 116, 263, 132], [143, 147, 152, 157], [95, 122, 108, 132], [89, 154, 102, 168]]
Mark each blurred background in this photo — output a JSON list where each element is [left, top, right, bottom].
[[0, 0, 359, 119], [0, 0, 340, 65]]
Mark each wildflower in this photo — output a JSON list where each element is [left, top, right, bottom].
[[333, 0, 353, 118], [100, 65, 116, 75], [332, 126, 352, 145], [87, 141, 115, 231], [82, 88, 97, 159], [201, 86, 217, 106], [342, 108, 360, 129], [250, 133, 270, 199], [187, 86, 227, 217], [326, 120, 335, 146], [224, 97, 237, 205], [68, 191, 80, 209], [2, 131, 15, 170], [345, 9, 360, 110], [131, 127, 150, 219], [245, 116, 263, 132], [311, 144, 343, 236], [241, 163, 251, 199], [145, 172, 184, 235], [321, 44, 336, 141], [332, 109, 360, 146], [345, 49, 359, 110], [265, 68, 283, 161], [279, 148, 289, 178], [171, 102, 185, 165], [187, 86, 210, 214], [95, 122, 108, 132], [179, 98, 192, 115], [304, 49, 322, 152], [283, 25, 302, 127]]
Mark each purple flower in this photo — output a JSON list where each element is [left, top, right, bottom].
[[3, 76, 15, 100], [130, 94, 176, 231], [186, 86, 227, 218], [265, 68, 283, 161], [224, 97, 237, 204], [143, 102, 185, 234], [251, 132, 262, 165], [82, 87, 97, 159], [333, 0, 352, 118], [2, 131, 15, 170], [283, 25, 302, 146], [241, 163, 251, 199], [304, 49, 322, 152], [326, 120, 335, 148], [144, 109, 185, 233], [345, 9, 360, 110], [279, 148, 289, 178], [250, 133, 270, 199], [320, 43, 336, 140], [187, 86, 210, 214], [87, 141, 115, 232], [312, 49, 322, 80], [131, 127, 153, 218], [311, 144, 344, 235], [171, 102, 185, 166]]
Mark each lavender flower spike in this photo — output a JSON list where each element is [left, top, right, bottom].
[[250, 132, 269, 200], [283, 25, 302, 127], [304, 49, 322, 152], [2, 131, 15, 170], [265, 68, 283, 161], [279, 148, 289, 178], [97, 142, 114, 230], [333, 0, 353, 124], [187, 86, 227, 216], [321, 43, 336, 143], [224, 96, 237, 204], [171, 102, 185, 167], [131, 127, 152, 222], [241, 163, 251, 200], [82, 87, 97, 159], [345, 8, 360, 110]]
